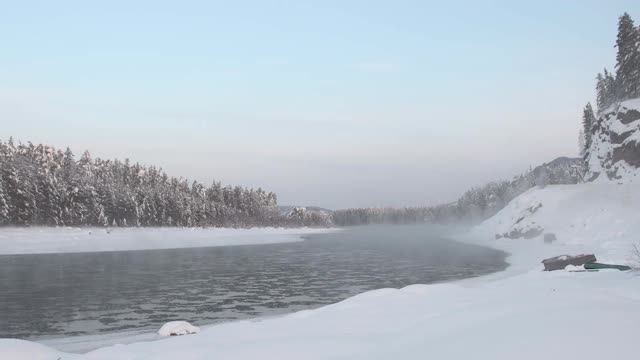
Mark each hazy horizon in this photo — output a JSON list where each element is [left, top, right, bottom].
[[2, 1, 639, 209]]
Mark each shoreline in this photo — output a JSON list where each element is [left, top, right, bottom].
[[31, 228, 509, 354], [0, 226, 341, 256], [21, 227, 504, 354]]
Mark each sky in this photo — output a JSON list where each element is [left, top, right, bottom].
[[1, 0, 639, 209]]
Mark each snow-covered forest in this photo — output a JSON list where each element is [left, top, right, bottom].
[[0, 136, 580, 229], [0, 138, 331, 227]]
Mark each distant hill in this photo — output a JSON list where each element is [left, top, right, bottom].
[[331, 156, 583, 227]]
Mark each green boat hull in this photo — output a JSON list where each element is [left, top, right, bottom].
[[583, 262, 631, 271]]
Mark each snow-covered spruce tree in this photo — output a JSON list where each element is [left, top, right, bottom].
[[603, 69, 617, 109], [595, 68, 619, 113], [615, 13, 640, 100], [578, 129, 586, 157], [1, 147, 37, 225], [582, 103, 596, 154], [0, 176, 9, 224], [596, 72, 606, 113]]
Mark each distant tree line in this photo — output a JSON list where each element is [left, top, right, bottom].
[[0, 136, 579, 229], [581, 12, 640, 155], [331, 158, 582, 227], [335, 13, 637, 228], [286, 206, 332, 227], [0, 138, 329, 228]]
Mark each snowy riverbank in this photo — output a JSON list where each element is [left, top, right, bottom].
[[0, 227, 339, 255], [2, 183, 640, 359]]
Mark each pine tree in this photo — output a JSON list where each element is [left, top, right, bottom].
[[0, 177, 9, 224], [582, 102, 596, 153], [595, 69, 619, 113], [37, 173, 62, 225], [596, 72, 606, 112], [1, 159, 34, 225], [634, 24, 640, 98], [615, 13, 639, 99], [604, 68, 617, 108], [63, 147, 76, 182]]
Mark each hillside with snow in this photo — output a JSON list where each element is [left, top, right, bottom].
[[474, 184, 640, 255], [470, 183, 640, 272]]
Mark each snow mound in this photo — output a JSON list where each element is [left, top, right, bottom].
[[158, 321, 200, 336], [564, 264, 585, 271], [0, 339, 78, 360]]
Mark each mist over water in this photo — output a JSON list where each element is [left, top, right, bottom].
[[0, 225, 507, 339]]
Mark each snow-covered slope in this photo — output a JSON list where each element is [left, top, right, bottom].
[[2, 184, 640, 360], [586, 98, 640, 182], [473, 183, 640, 263], [0, 227, 338, 255]]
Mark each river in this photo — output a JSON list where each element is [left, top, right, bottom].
[[0, 225, 507, 339]]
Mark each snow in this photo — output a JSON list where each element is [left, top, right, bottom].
[[157, 321, 200, 336], [564, 264, 586, 271], [39, 328, 170, 354], [2, 183, 640, 359], [0, 227, 339, 255], [0, 339, 80, 360]]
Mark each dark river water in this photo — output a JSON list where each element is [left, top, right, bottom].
[[0, 226, 507, 339]]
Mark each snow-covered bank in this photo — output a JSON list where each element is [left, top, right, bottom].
[[5, 269, 640, 360], [468, 183, 640, 274], [2, 183, 640, 360], [0, 227, 339, 255]]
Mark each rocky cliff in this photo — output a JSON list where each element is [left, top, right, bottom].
[[585, 98, 640, 182]]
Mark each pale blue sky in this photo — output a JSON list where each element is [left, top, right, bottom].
[[1, 1, 639, 208]]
